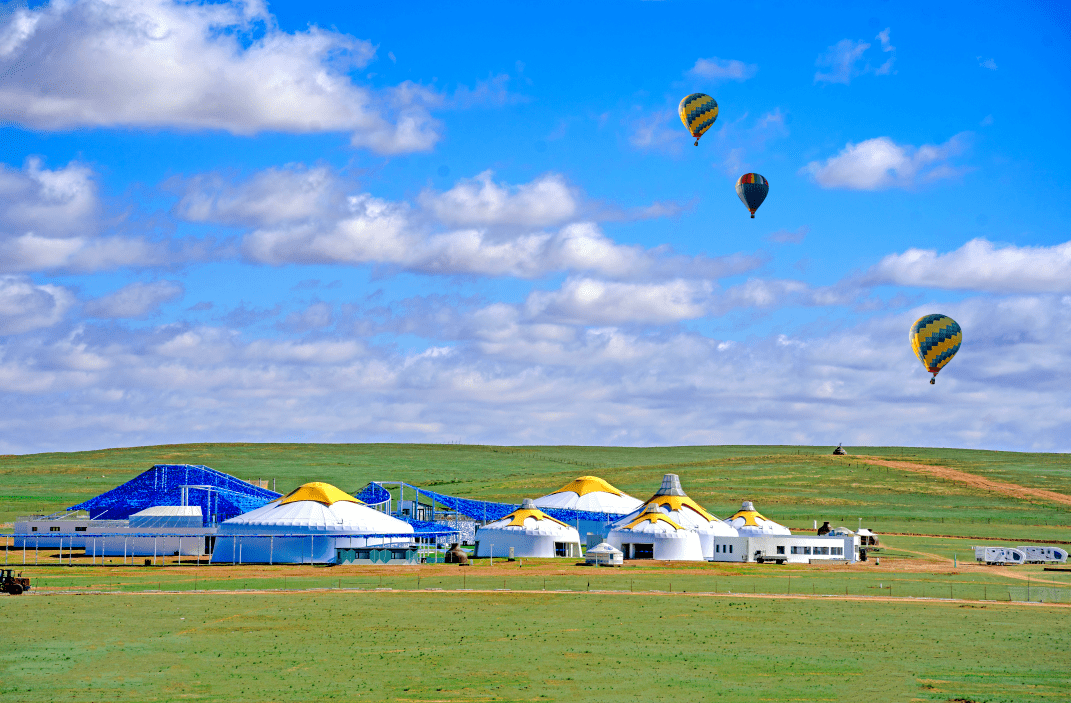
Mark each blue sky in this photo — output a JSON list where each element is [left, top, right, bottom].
[[1, 0, 1069, 453]]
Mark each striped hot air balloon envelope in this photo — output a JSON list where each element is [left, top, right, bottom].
[[910, 314, 962, 384], [678, 93, 718, 146], [735, 173, 769, 218]]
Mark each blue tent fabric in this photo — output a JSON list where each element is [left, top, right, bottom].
[[68, 464, 280, 526], [354, 482, 624, 527]]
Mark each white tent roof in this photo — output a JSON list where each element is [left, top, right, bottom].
[[584, 542, 623, 557], [724, 501, 791, 536], [533, 476, 643, 514], [218, 482, 413, 536], [479, 499, 580, 538], [131, 506, 202, 518], [614, 474, 738, 537]]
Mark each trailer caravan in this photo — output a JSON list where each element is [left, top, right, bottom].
[[974, 546, 1025, 565], [1015, 545, 1068, 564]]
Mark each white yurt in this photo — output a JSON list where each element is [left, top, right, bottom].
[[614, 474, 738, 559], [211, 482, 414, 564], [606, 504, 705, 561], [533, 476, 643, 514], [585, 541, 624, 567], [474, 499, 582, 558], [724, 501, 791, 536]]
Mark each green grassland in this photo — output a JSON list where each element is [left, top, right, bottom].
[[2, 443, 1070, 539], [1, 589, 1068, 703]]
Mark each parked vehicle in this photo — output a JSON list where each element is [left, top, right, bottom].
[[974, 546, 1025, 565], [1, 569, 31, 595], [1015, 546, 1069, 564]]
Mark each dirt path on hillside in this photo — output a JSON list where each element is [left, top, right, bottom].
[[851, 455, 1071, 507]]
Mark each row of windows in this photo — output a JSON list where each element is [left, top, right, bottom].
[[714, 544, 734, 554], [790, 546, 844, 555], [30, 526, 85, 532]]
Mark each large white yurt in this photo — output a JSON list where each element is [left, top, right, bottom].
[[606, 504, 705, 561], [724, 501, 791, 536], [211, 482, 414, 564], [474, 499, 582, 558], [533, 476, 643, 514], [614, 474, 738, 559]]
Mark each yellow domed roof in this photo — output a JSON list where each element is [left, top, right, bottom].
[[644, 495, 714, 522], [501, 508, 569, 528], [551, 476, 625, 498], [278, 482, 363, 507], [623, 512, 685, 531]]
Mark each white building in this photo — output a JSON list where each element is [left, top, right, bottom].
[[724, 501, 792, 536], [14, 507, 214, 559], [474, 499, 582, 558], [613, 474, 737, 559], [606, 504, 705, 561], [211, 482, 414, 564], [711, 533, 855, 564]]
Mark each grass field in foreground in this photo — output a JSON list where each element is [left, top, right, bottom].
[[1, 590, 1068, 703], [3, 444, 1070, 539]]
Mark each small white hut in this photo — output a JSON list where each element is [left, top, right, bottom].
[[724, 501, 791, 536], [584, 542, 624, 567], [474, 499, 582, 559], [606, 505, 705, 561]]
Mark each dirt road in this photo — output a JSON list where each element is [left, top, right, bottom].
[[852, 455, 1071, 507]]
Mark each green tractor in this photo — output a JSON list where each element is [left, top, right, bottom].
[[1, 569, 31, 595]]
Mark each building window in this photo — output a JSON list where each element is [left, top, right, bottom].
[[633, 543, 654, 559], [554, 542, 568, 557], [804, 546, 811, 555], [832, 547, 843, 556], [729, 544, 733, 554], [31, 526, 38, 532], [776, 545, 785, 554], [814, 546, 829, 555], [75, 526, 87, 532], [50, 526, 61, 532], [791, 546, 802, 554]]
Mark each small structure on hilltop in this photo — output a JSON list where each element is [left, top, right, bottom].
[[724, 501, 792, 536], [606, 504, 705, 561], [833, 444, 847, 455], [856, 528, 881, 547], [474, 499, 582, 559], [611, 473, 737, 560], [585, 542, 624, 567]]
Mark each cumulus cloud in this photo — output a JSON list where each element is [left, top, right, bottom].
[[0, 276, 73, 334], [2, 291, 1070, 453], [84, 281, 184, 319], [866, 238, 1071, 293], [419, 171, 579, 228], [801, 133, 969, 190], [978, 57, 998, 70], [0, 0, 438, 153], [814, 29, 896, 84], [178, 166, 756, 280], [0, 158, 176, 272], [687, 56, 757, 82], [525, 278, 714, 325]]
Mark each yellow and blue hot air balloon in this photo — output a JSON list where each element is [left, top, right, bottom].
[[735, 173, 769, 218], [678, 93, 718, 146], [910, 314, 962, 384]]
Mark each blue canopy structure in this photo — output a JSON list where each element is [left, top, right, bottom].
[[68, 464, 280, 526]]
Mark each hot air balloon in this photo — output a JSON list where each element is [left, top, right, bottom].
[[910, 314, 962, 384], [678, 93, 718, 146], [735, 173, 768, 218]]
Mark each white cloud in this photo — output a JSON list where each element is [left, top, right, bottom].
[[525, 277, 714, 325], [801, 134, 969, 190], [0, 0, 439, 153], [866, 238, 1071, 293], [687, 56, 757, 82], [627, 108, 682, 153], [3, 291, 1071, 453], [84, 281, 184, 319], [814, 39, 870, 84], [978, 57, 998, 70], [419, 170, 579, 228], [814, 29, 896, 84], [181, 166, 759, 280], [0, 158, 174, 272], [0, 276, 73, 334]]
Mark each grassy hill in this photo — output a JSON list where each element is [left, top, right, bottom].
[[2, 443, 1068, 539]]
